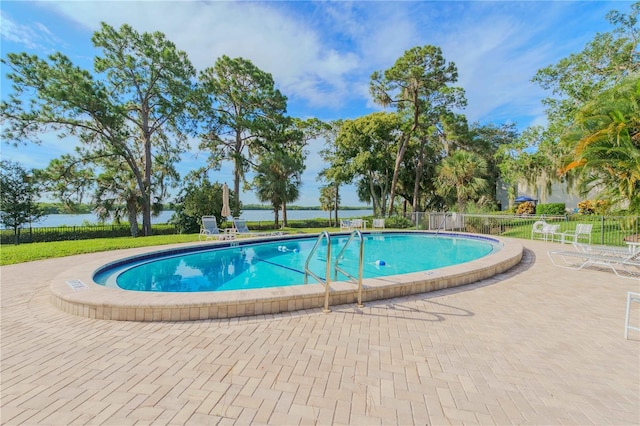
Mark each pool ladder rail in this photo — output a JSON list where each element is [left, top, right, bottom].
[[304, 230, 365, 313], [334, 229, 365, 309], [436, 212, 457, 235]]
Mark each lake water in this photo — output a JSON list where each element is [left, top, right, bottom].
[[25, 209, 374, 228]]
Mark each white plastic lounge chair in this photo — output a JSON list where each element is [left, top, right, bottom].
[[532, 220, 560, 241], [558, 223, 593, 244], [372, 218, 385, 229], [232, 218, 282, 237], [571, 242, 630, 256], [547, 246, 640, 280], [351, 218, 364, 229], [199, 216, 235, 241]]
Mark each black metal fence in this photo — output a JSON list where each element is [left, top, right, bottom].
[[3, 214, 639, 248], [1, 223, 179, 245], [410, 212, 640, 248]]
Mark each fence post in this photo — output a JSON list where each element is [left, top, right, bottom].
[[601, 215, 605, 245]]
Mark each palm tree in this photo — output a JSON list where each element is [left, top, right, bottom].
[[561, 75, 640, 211], [319, 185, 337, 227], [435, 150, 489, 212], [253, 147, 305, 227], [94, 168, 145, 237]]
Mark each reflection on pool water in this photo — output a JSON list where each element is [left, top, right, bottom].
[[93, 233, 498, 293]]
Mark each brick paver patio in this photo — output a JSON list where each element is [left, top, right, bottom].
[[1, 238, 638, 425]]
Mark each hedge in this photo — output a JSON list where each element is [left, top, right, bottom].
[[1, 223, 178, 245], [536, 203, 566, 215]]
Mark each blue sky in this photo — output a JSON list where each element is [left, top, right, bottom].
[[0, 1, 622, 206]]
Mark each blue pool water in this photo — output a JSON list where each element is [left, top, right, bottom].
[[93, 233, 498, 293]]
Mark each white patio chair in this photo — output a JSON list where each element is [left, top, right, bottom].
[[532, 221, 560, 241], [558, 223, 593, 244], [625, 292, 640, 339], [351, 218, 363, 229], [372, 218, 385, 229], [531, 220, 547, 240], [340, 219, 352, 231]]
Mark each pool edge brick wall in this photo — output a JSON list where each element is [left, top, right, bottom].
[[49, 234, 523, 322]]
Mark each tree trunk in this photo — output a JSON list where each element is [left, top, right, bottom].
[[141, 194, 151, 237], [142, 103, 153, 237], [127, 200, 139, 238], [233, 132, 243, 218], [233, 162, 241, 218], [388, 126, 417, 216], [381, 171, 389, 217], [282, 202, 288, 227], [387, 137, 408, 217], [368, 173, 380, 216], [334, 184, 340, 223], [412, 144, 426, 213], [389, 93, 420, 217], [273, 208, 279, 228]]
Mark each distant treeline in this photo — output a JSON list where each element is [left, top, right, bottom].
[[242, 204, 371, 211], [39, 203, 93, 214], [39, 202, 371, 214]]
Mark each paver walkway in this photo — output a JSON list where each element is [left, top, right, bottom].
[[1, 238, 639, 425]]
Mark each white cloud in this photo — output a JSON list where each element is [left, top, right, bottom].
[[439, 17, 549, 124], [1, 132, 78, 170], [40, 1, 365, 110], [3, 1, 620, 207], [0, 10, 62, 51], [417, 1, 610, 128]]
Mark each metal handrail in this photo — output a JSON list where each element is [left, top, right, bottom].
[[304, 231, 332, 313], [436, 212, 456, 235], [334, 229, 365, 308]]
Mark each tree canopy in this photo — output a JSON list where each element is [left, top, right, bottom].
[[198, 55, 289, 218], [370, 45, 466, 216], [560, 74, 640, 211], [527, 1, 640, 212], [2, 2, 638, 228], [1, 23, 197, 236], [0, 160, 45, 244]]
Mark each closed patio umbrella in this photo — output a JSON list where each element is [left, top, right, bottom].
[[221, 183, 231, 218]]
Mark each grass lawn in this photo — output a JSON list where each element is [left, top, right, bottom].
[[0, 227, 339, 265], [0, 234, 201, 266]]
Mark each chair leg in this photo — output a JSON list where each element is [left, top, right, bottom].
[[625, 292, 640, 339]]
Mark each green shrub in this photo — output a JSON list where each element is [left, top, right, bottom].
[[287, 218, 332, 229], [386, 216, 413, 229], [0, 223, 178, 245], [536, 203, 566, 215]]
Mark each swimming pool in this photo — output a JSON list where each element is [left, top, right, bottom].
[[94, 233, 497, 292], [50, 231, 524, 321]]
